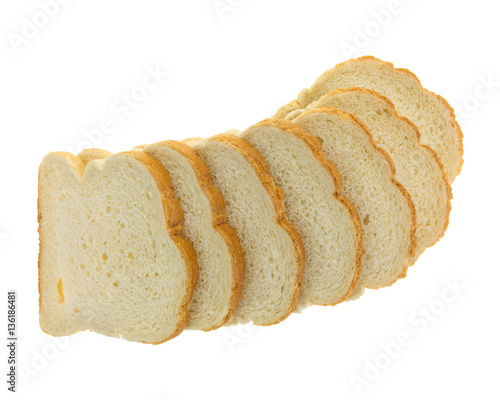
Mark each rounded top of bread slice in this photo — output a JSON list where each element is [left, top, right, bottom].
[[238, 118, 363, 308], [291, 107, 417, 289], [275, 56, 463, 182], [187, 134, 305, 326], [38, 150, 198, 344], [294, 87, 452, 260], [140, 140, 245, 331]]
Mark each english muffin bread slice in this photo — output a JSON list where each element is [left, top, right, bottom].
[[291, 108, 417, 290], [186, 134, 305, 326], [274, 56, 463, 182], [289, 88, 452, 262], [138, 141, 245, 331], [38, 150, 198, 344], [237, 119, 363, 309]]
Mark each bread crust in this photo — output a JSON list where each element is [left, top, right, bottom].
[[335, 56, 464, 178], [145, 140, 245, 331], [277, 56, 464, 181], [247, 118, 365, 305], [77, 148, 112, 165], [295, 107, 418, 288], [311, 88, 453, 253], [38, 150, 199, 344], [209, 134, 305, 326]]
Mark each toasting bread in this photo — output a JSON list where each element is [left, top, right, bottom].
[[237, 119, 363, 309], [38, 150, 198, 344], [291, 108, 417, 290], [139, 141, 245, 331], [186, 134, 305, 325], [290, 88, 452, 262], [274, 56, 463, 182]]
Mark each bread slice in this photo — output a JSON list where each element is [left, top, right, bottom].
[[290, 88, 452, 262], [237, 119, 363, 309], [291, 108, 417, 289], [186, 134, 305, 325], [38, 150, 198, 344], [274, 56, 463, 182], [139, 141, 245, 331]]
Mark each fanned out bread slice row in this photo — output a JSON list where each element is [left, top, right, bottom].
[[39, 58, 460, 344], [38, 150, 199, 344], [287, 109, 417, 291], [186, 134, 306, 325], [285, 88, 452, 263], [274, 56, 463, 183]]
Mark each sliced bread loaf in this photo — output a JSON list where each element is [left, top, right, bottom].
[[237, 119, 363, 309], [38, 150, 198, 344], [291, 108, 417, 289], [186, 134, 305, 325], [291, 88, 452, 262], [139, 141, 245, 331], [274, 56, 463, 182]]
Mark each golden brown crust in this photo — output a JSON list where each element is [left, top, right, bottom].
[[144, 140, 245, 331], [312, 87, 453, 252], [38, 150, 198, 345], [77, 148, 112, 165], [247, 118, 365, 304], [325, 56, 464, 180], [208, 134, 306, 326], [296, 108, 418, 288]]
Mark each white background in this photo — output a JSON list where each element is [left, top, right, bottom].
[[1, 0, 499, 399]]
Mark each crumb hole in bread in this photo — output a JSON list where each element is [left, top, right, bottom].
[[314, 135, 324, 145], [363, 215, 370, 225], [57, 278, 65, 304]]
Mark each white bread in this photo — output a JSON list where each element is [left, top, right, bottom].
[[274, 56, 463, 182], [237, 119, 363, 309], [140, 141, 245, 331], [290, 88, 452, 262], [291, 108, 417, 289], [38, 150, 198, 344], [186, 134, 305, 325]]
